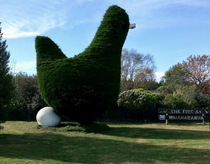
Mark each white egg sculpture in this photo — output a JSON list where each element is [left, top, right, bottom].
[[36, 107, 61, 127]]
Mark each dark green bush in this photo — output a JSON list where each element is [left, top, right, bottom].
[[162, 94, 192, 109], [35, 5, 129, 124], [195, 92, 210, 109]]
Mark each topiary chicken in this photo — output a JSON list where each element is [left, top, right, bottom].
[[35, 5, 130, 124]]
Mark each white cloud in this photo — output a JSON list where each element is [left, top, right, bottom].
[[1, 0, 68, 38], [155, 72, 165, 81], [1, 0, 208, 39]]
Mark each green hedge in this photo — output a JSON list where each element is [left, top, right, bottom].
[[117, 88, 162, 109], [35, 5, 129, 124]]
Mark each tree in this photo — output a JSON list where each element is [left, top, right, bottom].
[[121, 49, 156, 91], [0, 22, 14, 124], [159, 64, 191, 94], [158, 54, 210, 109], [13, 72, 46, 110], [182, 55, 210, 94], [164, 63, 190, 86], [10, 72, 47, 121], [134, 67, 158, 90]]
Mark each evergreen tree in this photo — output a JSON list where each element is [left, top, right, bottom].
[[0, 22, 14, 124]]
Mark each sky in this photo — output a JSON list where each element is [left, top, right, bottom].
[[1, 0, 209, 81]]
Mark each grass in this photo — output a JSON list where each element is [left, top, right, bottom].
[[0, 121, 209, 164]]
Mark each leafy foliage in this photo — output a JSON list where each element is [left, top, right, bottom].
[[35, 5, 129, 124], [194, 92, 210, 109], [0, 22, 14, 123], [117, 88, 161, 109], [164, 63, 190, 86], [117, 90, 146, 109], [159, 54, 210, 109], [161, 85, 197, 109]]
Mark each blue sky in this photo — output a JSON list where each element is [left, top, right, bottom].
[[1, 0, 209, 81]]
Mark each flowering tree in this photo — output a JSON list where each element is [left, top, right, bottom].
[[182, 55, 210, 94], [159, 54, 210, 109]]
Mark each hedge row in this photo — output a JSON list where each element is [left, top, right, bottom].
[[8, 107, 158, 122], [8, 88, 209, 122], [9, 108, 39, 121], [7, 107, 210, 122], [7, 88, 160, 122]]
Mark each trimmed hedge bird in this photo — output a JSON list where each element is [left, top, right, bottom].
[[35, 5, 130, 125]]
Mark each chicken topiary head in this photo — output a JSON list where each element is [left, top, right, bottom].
[[35, 5, 130, 124]]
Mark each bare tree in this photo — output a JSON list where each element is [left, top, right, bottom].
[[135, 67, 155, 81], [134, 67, 158, 90], [121, 49, 156, 91]]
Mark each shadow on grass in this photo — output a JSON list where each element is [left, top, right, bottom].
[[107, 126, 210, 140], [37, 122, 111, 133], [0, 132, 209, 164]]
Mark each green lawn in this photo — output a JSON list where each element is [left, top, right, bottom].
[[0, 121, 209, 164]]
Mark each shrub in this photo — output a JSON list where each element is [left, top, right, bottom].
[[117, 88, 161, 109], [117, 90, 146, 109], [162, 94, 192, 109], [161, 85, 197, 109]]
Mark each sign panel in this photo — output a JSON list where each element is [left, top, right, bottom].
[[169, 115, 203, 120], [158, 109, 210, 114]]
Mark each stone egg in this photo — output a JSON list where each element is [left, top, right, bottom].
[[36, 107, 61, 127]]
